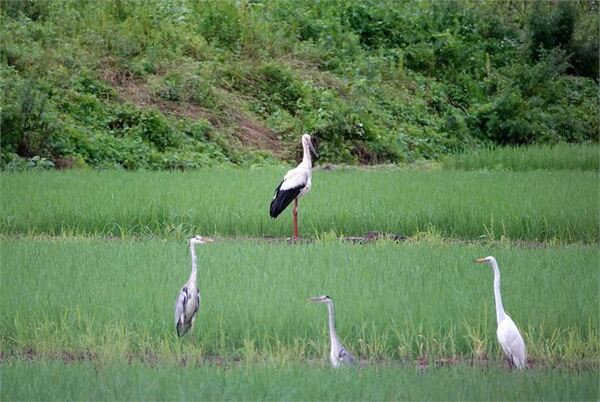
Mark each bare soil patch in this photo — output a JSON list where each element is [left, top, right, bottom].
[[99, 66, 285, 157], [234, 117, 285, 157]]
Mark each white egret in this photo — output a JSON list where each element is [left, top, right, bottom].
[[270, 134, 317, 239], [475, 256, 527, 369], [309, 295, 355, 368], [175, 235, 213, 339]]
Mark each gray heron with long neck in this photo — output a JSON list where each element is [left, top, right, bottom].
[[175, 235, 213, 339], [270, 134, 317, 240], [474, 256, 527, 369], [309, 295, 355, 368]]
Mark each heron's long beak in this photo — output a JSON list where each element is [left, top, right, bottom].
[[307, 296, 322, 303], [308, 140, 318, 158], [474, 258, 486, 263], [204, 238, 215, 243]]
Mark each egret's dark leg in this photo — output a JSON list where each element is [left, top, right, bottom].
[[293, 197, 299, 239]]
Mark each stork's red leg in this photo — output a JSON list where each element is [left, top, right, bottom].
[[293, 197, 299, 239]]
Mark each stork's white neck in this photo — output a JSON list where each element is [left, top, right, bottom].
[[490, 260, 507, 325], [301, 141, 312, 168], [326, 302, 338, 344]]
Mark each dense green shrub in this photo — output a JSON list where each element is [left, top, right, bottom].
[[527, 0, 599, 79], [1, 0, 50, 21], [193, 1, 242, 51], [256, 63, 307, 115], [0, 0, 597, 170], [527, 1, 577, 62], [0, 70, 59, 157], [472, 48, 598, 145]]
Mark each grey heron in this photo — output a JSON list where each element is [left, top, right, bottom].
[[270, 133, 317, 240], [175, 235, 213, 339], [309, 295, 355, 368], [475, 256, 527, 369]]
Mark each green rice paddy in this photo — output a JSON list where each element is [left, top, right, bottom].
[[1, 168, 598, 242], [2, 362, 597, 401], [443, 143, 600, 172], [1, 145, 599, 400], [1, 239, 598, 365]]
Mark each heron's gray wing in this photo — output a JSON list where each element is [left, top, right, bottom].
[[175, 286, 188, 326], [193, 289, 200, 315], [338, 347, 355, 365]]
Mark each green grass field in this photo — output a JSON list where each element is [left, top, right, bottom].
[[1, 239, 597, 365], [1, 168, 598, 242], [442, 143, 600, 171], [2, 361, 597, 401], [1, 147, 599, 400]]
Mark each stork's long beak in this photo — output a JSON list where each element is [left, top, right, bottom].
[[474, 258, 486, 263], [308, 140, 318, 158]]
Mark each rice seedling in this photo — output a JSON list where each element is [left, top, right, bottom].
[[442, 143, 600, 171], [1, 168, 597, 242], [1, 238, 597, 366], [1, 361, 598, 401]]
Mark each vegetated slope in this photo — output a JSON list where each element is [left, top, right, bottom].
[[1, 0, 598, 170]]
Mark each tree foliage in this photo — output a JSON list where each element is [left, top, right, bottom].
[[0, 0, 597, 170]]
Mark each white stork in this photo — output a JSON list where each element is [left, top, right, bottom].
[[174, 235, 213, 339], [474, 256, 527, 369], [309, 295, 356, 368], [270, 133, 317, 239]]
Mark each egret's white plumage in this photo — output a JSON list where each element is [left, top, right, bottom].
[[475, 256, 527, 369], [175, 235, 213, 339], [309, 295, 355, 368], [270, 134, 317, 239]]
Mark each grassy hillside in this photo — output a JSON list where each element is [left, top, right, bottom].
[[1, 0, 598, 170]]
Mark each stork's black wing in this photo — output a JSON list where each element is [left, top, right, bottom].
[[269, 181, 303, 218]]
